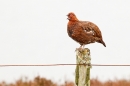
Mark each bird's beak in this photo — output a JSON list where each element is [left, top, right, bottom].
[[66, 15, 70, 20]]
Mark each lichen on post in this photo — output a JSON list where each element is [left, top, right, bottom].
[[75, 48, 91, 86]]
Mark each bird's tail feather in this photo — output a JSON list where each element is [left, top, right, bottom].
[[95, 38, 106, 47], [99, 39, 106, 47]]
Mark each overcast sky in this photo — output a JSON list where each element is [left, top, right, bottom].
[[0, 0, 130, 84]]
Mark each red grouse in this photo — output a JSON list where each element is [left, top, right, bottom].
[[67, 12, 106, 48]]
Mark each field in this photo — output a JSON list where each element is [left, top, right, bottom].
[[0, 76, 130, 86]]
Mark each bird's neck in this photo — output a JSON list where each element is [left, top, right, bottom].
[[68, 20, 79, 25], [68, 21, 78, 27], [70, 18, 79, 22]]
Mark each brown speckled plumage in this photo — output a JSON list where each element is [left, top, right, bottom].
[[67, 12, 106, 47]]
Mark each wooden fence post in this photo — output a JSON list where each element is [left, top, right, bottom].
[[75, 48, 91, 86]]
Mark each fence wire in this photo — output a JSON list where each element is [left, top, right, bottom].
[[0, 64, 130, 67]]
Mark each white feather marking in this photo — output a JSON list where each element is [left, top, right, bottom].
[[86, 30, 94, 35]]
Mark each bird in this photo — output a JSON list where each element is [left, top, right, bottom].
[[67, 12, 106, 48]]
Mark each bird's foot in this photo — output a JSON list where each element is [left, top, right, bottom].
[[75, 45, 85, 52], [78, 47, 83, 52]]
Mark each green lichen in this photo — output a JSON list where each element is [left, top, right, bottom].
[[75, 64, 79, 85]]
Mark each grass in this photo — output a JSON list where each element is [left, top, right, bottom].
[[0, 76, 130, 86]]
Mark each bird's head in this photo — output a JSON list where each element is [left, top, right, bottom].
[[67, 12, 79, 21]]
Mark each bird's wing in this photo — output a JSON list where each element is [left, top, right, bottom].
[[79, 21, 102, 38]]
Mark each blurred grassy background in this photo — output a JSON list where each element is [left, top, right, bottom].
[[0, 76, 130, 86]]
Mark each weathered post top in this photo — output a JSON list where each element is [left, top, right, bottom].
[[75, 48, 91, 86]]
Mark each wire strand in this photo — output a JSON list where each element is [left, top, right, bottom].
[[0, 64, 130, 67]]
